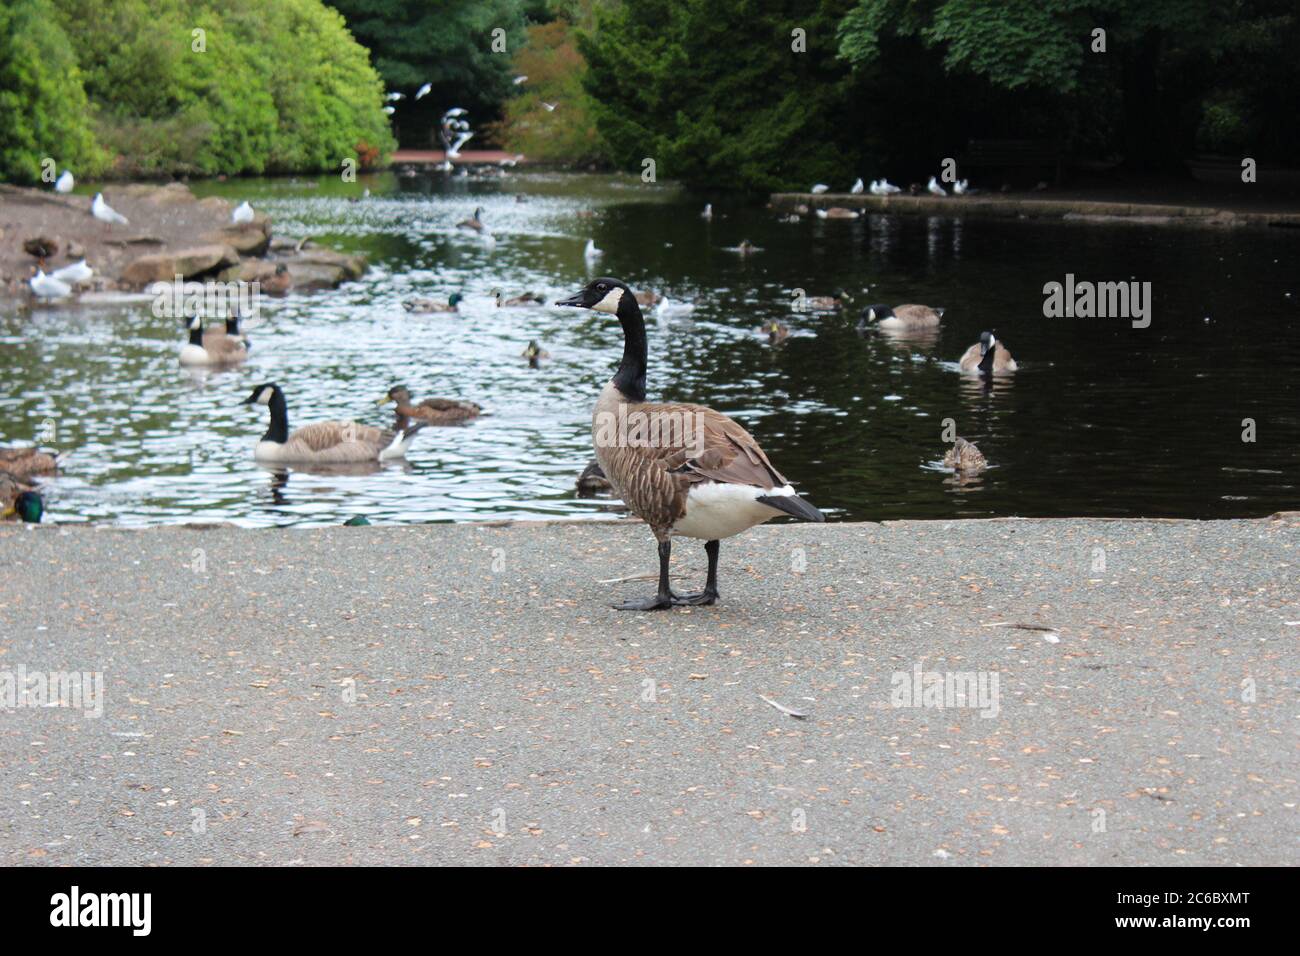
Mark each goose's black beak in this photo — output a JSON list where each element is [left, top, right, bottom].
[[555, 290, 588, 308], [240, 395, 255, 404]]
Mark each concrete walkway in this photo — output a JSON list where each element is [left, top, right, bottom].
[[1, 516, 1295, 866]]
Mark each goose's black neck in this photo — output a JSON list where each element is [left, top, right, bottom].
[[225, 315, 240, 335], [978, 344, 996, 374], [612, 296, 647, 402], [188, 323, 203, 346], [263, 388, 289, 444]]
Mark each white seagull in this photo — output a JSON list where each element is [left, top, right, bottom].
[[91, 193, 128, 227], [701, 203, 713, 220], [953, 179, 970, 195], [542, 102, 558, 112], [385, 92, 405, 101], [231, 201, 254, 224], [927, 177, 948, 197], [850, 178, 864, 194], [446, 131, 474, 158], [415, 83, 432, 100], [29, 270, 72, 300], [444, 107, 468, 118], [810, 184, 829, 194], [512, 75, 528, 85], [879, 179, 902, 194], [55, 170, 74, 193], [383, 105, 396, 115], [50, 259, 93, 284]]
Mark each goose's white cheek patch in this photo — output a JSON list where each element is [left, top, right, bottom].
[[593, 288, 624, 314], [257, 387, 273, 405]]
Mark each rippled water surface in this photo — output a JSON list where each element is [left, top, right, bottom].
[[3, 171, 1298, 526]]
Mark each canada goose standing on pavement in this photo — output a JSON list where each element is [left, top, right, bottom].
[[242, 383, 425, 463], [858, 303, 944, 331], [556, 277, 825, 610], [959, 331, 1017, 374]]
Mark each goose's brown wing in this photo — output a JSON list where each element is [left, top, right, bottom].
[[894, 304, 939, 325], [289, 421, 392, 453], [655, 403, 787, 489]]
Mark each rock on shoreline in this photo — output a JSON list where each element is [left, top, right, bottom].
[[0, 182, 365, 303]]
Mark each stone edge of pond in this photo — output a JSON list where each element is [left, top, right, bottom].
[[771, 192, 1300, 231], [3, 512, 1296, 534]]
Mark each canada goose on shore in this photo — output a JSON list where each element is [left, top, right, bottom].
[[242, 383, 425, 463], [758, 320, 790, 344], [959, 331, 1017, 374], [556, 277, 825, 610], [0, 446, 61, 481], [179, 316, 246, 366], [858, 304, 943, 331], [0, 473, 42, 522], [403, 293, 463, 313], [804, 289, 852, 311], [522, 340, 549, 367], [456, 207, 486, 232], [943, 437, 987, 474], [376, 386, 482, 427], [494, 290, 545, 307]]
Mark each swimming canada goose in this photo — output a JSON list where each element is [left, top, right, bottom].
[[943, 437, 987, 474], [0, 473, 42, 522], [556, 277, 825, 610], [494, 290, 545, 307], [522, 340, 549, 367], [804, 289, 852, 311], [179, 316, 246, 366], [0, 446, 60, 481], [376, 386, 482, 427], [403, 293, 463, 313], [816, 207, 860, 220], [858, 304, 944, 330], [758, 320, 790, 344], [456, 207, 486, 232], [575, 459, 613, 497], [242, 382, 425, 463], [203, 311, 250, 351], [959, 331, 1017, 374]]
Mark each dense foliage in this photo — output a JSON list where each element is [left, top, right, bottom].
[[0, 0, 104, 184], [0, 0, 394, 182]]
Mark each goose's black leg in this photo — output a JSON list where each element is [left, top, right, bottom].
[[614, 539, 677, 611], [674, 539, 720, 606]]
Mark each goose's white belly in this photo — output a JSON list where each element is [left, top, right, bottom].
[[178, 344, 210, 366], [254, 440, 291, 462], [670, 482, 791, 540]]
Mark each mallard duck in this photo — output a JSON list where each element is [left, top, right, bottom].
[[858, 304, 944, 331], [376, 386, 482, 427], [575, 459, 613, 497], [815, 207, 860, 220], [456, 207, 486, 232], [959, 331, 1017, 374], [0, 472, 42, 522], [241, 383, 426, 463], [23, 236, 59, 266], [0, 446, 61, 480], [556, 277, 825, 610], [494, 290, 545, 307], [757, 320, 790, 344], [522, 340, 549, 368], [180, 316, 246, 366], [634, 290, 662, 309], [804, 289, 852, 311], [943, 437, 987, 474], [403, 293, 463, 314], [262, 263, 292, 296]]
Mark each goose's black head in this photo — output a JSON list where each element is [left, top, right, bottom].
[[979, 330, 997, 356], [241, 382, 281, 406], [859, 304, 893, 325], [555, 277, 636, 316]]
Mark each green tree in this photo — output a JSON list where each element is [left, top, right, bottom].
[[580, 0, 862, 192], [0, 0, 104, 184]]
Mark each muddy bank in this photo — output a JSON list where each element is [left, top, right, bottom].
[[0, 183, 367, 306]]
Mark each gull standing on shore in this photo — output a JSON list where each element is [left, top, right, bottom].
[[29, 270, 72, 300], [232, 201, 255, 224], [91, 193, 128, 227], [55, 170, 74, 193]]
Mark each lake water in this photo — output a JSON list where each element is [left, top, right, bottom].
[[3, 171, 1297, 526]]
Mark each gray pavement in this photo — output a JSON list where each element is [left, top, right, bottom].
[[1, 516, 1296, 866]]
